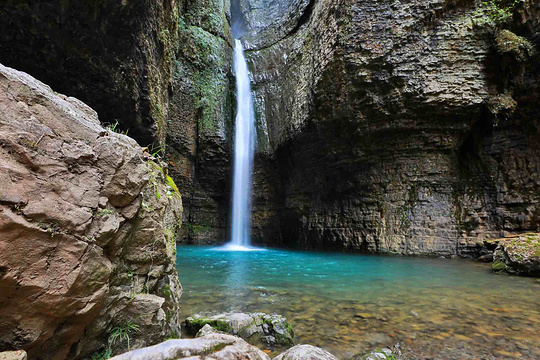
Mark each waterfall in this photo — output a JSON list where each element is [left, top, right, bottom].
[[228, 39, 256, 249]]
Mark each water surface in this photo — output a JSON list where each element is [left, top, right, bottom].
[[176, 246, 540, 359]]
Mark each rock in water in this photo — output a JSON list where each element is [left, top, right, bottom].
[[185, 312, 294, 346], [273, 345, 338, 360], [0, 63, 182, 359], [489, 233, 540, 276]]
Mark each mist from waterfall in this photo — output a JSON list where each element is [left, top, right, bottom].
[[227, 39, 256, 250]]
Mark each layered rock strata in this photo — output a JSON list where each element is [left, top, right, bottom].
[[243, 0, 540, 255], [0, 64, 182, 359]]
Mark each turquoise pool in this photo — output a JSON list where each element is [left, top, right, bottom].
[[176, 246, 540, 359]]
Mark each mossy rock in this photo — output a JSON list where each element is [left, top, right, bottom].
[[495, 29, 536, 61], [185, 312, 294, 347], [185, 316, 232, 334], [492, 260, 506, 272]]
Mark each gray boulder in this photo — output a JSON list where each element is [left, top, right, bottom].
[[273, 344, 338, 360], [109, 332, 270, 360], [0, 63, 183, 359]]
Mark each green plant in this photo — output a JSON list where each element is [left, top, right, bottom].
[[141, 201, 152, 211], [165, 175, 181, 199], [97, 209, 114, 217], [109, 321, 140, 351], [106, 120, 129, 136], [473, 0, 520, 26], [89, 348, 112, 360]]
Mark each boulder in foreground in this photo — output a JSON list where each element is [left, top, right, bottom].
[[0, 63, 182, 359], [109, 326, 270, 360]]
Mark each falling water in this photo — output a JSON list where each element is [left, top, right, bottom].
[[227, 39, 256, 250]]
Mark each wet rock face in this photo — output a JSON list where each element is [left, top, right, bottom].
[[0, 64, 182, 359], [235, 0, 312, 48], [244, 0, 540, 255], [0, 0, 179, 146]]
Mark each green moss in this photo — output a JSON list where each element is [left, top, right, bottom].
[[184, 222, 211, 235], [492, 260, 506, 271], [177, 19, 231, 133], [495, 29, 536, 61], [186, 317, 232, 334]]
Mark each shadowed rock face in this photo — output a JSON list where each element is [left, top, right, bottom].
[[245, 0, 540, 255], [0, 64, 182, 359], [0, 0, 179, 146]]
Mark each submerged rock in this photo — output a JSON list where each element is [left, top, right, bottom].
[[489, 233, 540, 276], [351, 344, 403, 360], [273, 344, 338, 360], [0, 64, 182, 359], [0, 351, 27, 360], [109, 332, 270, 360], [185, 312, 295, 346]]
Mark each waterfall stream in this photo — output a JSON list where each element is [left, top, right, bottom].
[[228, 39, 256, 249]]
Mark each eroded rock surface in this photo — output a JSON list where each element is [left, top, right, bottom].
[[243, 0, 540, 255], [185, 312, 294, 346], [0, 64, 182, 359], [167, 0, 235, 245]]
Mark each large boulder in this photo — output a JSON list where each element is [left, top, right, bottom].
[[0, 64, 182, 359], [489, 233, 540, 276], [185, 312, 294, 346], [109, 329, 270, 360]]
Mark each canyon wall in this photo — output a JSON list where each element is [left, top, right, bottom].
[[245, 0, 540, 255], [1, 0, 538, 257], [0, 64, 182, 359]]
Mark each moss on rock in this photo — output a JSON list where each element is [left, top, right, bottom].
[[495, 29, 536, 61]]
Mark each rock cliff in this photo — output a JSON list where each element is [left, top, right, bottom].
[[167, 0, 235, 244], [244, 0, 540, 255], [0, 0, 179, 147], [0, 64, 182, 359], [1, 0, 538, 256]]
